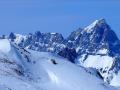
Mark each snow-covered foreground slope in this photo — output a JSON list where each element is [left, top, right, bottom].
[[0, 39, 118, 90]]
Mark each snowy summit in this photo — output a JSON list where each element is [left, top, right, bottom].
[[0, 19, 120, 90]]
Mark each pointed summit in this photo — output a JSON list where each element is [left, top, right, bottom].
[[67, 18, 119, 54], [95, 18, 109, 28], [91, 18, 107, 26], [83, 18, 109, 33], [97, 18, 106, 24]]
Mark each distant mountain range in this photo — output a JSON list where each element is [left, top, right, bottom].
[[0, 18, 120, 89]]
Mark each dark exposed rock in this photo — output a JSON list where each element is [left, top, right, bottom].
[[58, 48, 77, 63], [9, 32, 16, 41]]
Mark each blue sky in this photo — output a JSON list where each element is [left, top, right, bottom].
[[0, 0, 120, 38]]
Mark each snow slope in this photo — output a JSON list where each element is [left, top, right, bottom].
[[110, 71, 120, 87], [0, 39, 117, 90], [77, 54, 117, 83], [0, 39, 11, 53]]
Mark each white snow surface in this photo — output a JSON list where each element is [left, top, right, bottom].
[[110, 71, 120, 87], [82, 55, 114, 69], [0, 39, 118, 90], [13, 34, 27, 44], [0, 39, 11, 53], [81, 55, 114, 75], [97, 49, 108, 54], [83, 20, 98, 33]]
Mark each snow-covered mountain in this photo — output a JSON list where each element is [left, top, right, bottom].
[[8, 32, 78, 63], [9, 32, 65, 53], [69, 19, 120, 86], [2, 18, 120, 88], [0, 39, 116, 90], [66, 18, 120, 84]]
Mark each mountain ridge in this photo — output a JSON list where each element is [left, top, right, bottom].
[[1, 18, 120, 87], [0, 39, 116, 90]]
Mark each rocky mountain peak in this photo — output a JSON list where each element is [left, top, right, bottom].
[[83, 18, 109, 33], [96, 18, 106, 25], [3, 18, 120, 87], [67, 19, 120, 56], [7, 18, 120, 63]]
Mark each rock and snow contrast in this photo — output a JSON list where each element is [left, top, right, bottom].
[[0, 39, 116, 90], [1, 18, 120, 90]]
